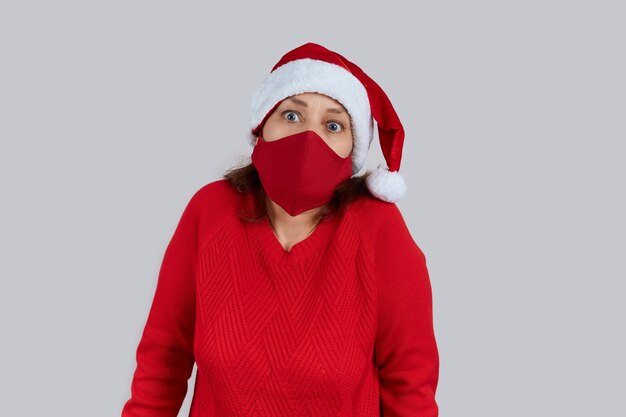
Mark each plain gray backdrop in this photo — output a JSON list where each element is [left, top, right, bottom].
[[1, 1, 624, 416]]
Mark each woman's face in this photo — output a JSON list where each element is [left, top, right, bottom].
[[260, 92, 353, 158]]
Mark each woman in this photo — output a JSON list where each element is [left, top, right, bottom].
[[121, 42, 440, 417]]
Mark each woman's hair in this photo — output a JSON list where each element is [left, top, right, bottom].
[[223, 159, 373, 225]]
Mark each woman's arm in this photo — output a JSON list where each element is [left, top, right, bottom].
[[121, 192, 200, 417], [374, 203, 440, 417]]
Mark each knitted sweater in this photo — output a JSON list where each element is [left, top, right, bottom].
[[121, 179, 439, 417]]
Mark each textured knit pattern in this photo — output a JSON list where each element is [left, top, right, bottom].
[[121, 179, 439, 417]]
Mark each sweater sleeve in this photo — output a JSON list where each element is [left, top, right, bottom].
[[374, 203, 440, 417], [121, 192, 200, 417]]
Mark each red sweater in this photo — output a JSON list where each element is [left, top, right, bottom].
[[121, 179, 439, 417]]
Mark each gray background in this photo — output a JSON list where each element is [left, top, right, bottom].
[[1, 1, 624, 416]]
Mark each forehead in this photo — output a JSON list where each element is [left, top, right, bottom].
[[281, 92, 348, 111]]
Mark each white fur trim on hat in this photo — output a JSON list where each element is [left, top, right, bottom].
[[248, 58, 374, 175], [365, 165, 407, 203]]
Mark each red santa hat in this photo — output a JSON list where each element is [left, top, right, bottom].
[[248, 42, 407, 203]]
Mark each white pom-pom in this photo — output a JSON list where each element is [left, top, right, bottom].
[[365, 166, 407, 203]]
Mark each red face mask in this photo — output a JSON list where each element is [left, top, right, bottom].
[[251, 130, 353, 216]]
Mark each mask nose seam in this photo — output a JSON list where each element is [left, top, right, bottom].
[[291, 135, 311, 213]]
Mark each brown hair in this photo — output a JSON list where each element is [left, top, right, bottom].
[[223, 159, 373, 225]]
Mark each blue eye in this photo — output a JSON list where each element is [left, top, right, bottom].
[[327, 122, 344, 133], [283, 111, 300, 122]]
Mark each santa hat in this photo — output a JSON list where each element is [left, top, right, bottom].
[[248, 42, 407, 203]]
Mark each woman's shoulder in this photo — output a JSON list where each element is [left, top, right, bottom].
[[191, 178, 240, 207], [189, 178, 243, 219], [347, 194, 425, 260], [180, 178, 242, 246], [348, 193, 405, 230]]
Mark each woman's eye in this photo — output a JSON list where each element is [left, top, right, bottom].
[[327, 121, 344, 133], [282, 111, 300, 122]]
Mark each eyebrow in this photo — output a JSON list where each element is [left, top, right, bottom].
[[288, 97, 346, 114]]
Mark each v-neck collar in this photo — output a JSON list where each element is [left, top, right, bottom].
[[247, 213, 336, 264]]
